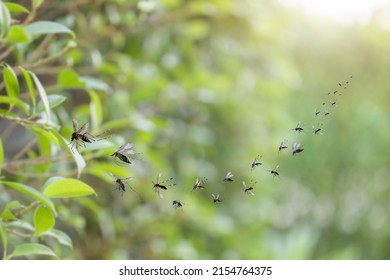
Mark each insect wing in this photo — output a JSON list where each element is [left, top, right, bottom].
[[72, 119, 78, 132], [77, 122, 89, 134], [116, 143, 133, 154]]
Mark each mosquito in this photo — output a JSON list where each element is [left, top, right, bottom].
[[268, 165, 280, 177], [324, 110, 330, 116], [242, 180, 255, 195], [212, 194, 221, 204], [313, 124, 323, 135], [172, 200, 183, 209], [70, 119, 94, 151], [330, 101, 337, 107], [292, 142, 304, 155], [110, 173, 139, 197], [251, 155, 262, 170], [152, 172, 175, 199], [292, 122, 304, 133], [278, 139, 288, 153], [315, 109, 321, 117], [111, 143, 138, 164], [193, 177, 206, 191], [223, 171, 234, 182]]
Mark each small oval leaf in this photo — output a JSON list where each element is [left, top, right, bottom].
[[4, 3, 30, 14], [1, 181, 57, 216], [24, 21, 75, 38], [31, 73, 51, 122], [0, 96, 30, 115], [19, 67, 36, 113], [36, 94, 67, 114], [34, 206, 55, 235], [44, 229, 73, 248], [3, 65, 20, 98], [9, 243, 56, 259], [6, 25, 31, 43], [43, 178, 96, 198]]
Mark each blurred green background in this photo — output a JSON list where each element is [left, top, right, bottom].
[[3, 0, 390, 259]]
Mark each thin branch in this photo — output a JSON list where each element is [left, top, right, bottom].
[[6, 228, 34, 239], [11, 139, 38, 162], [13, 201, 40, 218]]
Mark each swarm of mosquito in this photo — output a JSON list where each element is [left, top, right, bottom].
[[67, 76, 352, 209]]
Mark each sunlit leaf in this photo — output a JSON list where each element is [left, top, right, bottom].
[[4, 3, 29, 14], [6, 25, 31, 43], [1, 181, 57, 216], [9, 243, 57, 259], [24, 21, 75, 38], [50, 130, 86, 178], [0, 1, 11, 36], [1, 200, 23, 221], [43, 178, 96, 198], [36, 94, 67, 114], [44, 229, 73, 248], [0, 96, 30, 115], [19, 67, 36, 114], [31, 73, 50, 122], [3, 64, 19, 98], [32, 127, 59, 147], [34, 206, 55, 236]]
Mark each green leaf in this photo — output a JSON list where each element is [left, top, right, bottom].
[[0, 96, 30, 115], [1, 200, 23, 220], [31, 127, 59, 147], [43, 178, 96, 198], [0, 139, 3, 174], [34, 206, 55, 236], [4, 3, 30, 14], [58, 68, 86, 88], [9, 243, 57, 259], [31, 73, 50, 122], [44, 229, 73, 248], [81, 76, 110, 91], [24, 21, 75, 38], [36, 94, 67, 114], [88, 90, 103, 128], [1, 181, 57, 216], [19, 67, 36, 114], [50, 130, 86, 178], [0, 1, 11, 36], [3, 64, 19, 98], [6, 25, 31, 43], [0, 220, 7, 258]]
